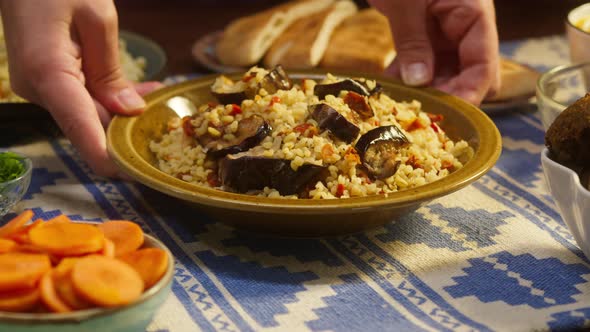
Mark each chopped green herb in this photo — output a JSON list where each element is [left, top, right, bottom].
[[0, 152, 25, 182]]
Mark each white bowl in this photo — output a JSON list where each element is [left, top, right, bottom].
[[567, 3, 590, 63], [541, 148, 590, 259]]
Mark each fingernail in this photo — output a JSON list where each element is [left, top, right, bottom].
[[117, 88, 146, 112], [401, 62, 430, 86]]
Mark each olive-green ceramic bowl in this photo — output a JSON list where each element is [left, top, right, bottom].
[[107, 71, 502, 236], [0, 232, 174, 332]]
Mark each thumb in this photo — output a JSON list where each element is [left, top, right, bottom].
[[74, 4, 145, 115], [370, 0, 434, 86]]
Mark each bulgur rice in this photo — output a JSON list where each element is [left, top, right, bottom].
[[149, 66, 473, 199]]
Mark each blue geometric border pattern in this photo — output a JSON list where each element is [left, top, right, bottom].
[[445, 252, 590, 308]]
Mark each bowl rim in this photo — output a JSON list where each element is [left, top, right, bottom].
[[541, 147, 590, 198], [0, 228, 175, 324], [107, 71, 502, 213], [536, 61, 590, 111], [0, 150, 33, 186], [566, 2, 590, 35]]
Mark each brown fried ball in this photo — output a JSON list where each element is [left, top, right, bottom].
[[545, 93, 590, 165]]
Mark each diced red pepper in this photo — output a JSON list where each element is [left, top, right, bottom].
[[182, 116, 194, 137], [430, 123, 440, 133], [269, 96, 281, 106], [427, 113, 444, 122], [336, 184, 345, 197], [229, 104, 242, 115]]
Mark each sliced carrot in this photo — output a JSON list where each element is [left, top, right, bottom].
[[54, 258, 80, 277], [0, 239, 16, 254], [52, 259, 91, 310], [39, 271, 72, 313], [97, 221, 144, 256], [0, 210, 33, 238], [13, 243, 46, 254], [6, 219, 43, 244], [71, 255, 144, 307], [100, 238, 115, 258], [0, 253, 51, 291], [0, 287, 41, 312], [119, 248, 168, 289], [54, 275, 92, 310], [29, 222, 104, 256], [45, 215, 71, 224]]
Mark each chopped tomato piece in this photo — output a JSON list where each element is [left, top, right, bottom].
[[293, 123, 318, 138], [427, 113, 444, 122], [405, 119, 425, 131], [344, 92, 373, 119], [321, 144, 334, 160], [430, 123, 440, 133], [344, 147, 361, 164], [441, 160, 453, 170], [181, 117, 194, 137], [206, 172, 220, 187], [229, 104, 242, 115], [269, 96, 281, 106], [336, 184, 345, 197]]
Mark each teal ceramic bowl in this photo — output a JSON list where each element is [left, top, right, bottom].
[[120, 30, 167, 81], [0, 151, 32, 217], [0, 233, 174, 332]]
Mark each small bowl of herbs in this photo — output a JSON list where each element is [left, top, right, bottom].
[[0, 151, 32, 216]]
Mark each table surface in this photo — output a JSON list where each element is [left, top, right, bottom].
[[3, 2, 590, 332], [116, 0, 590, 75]]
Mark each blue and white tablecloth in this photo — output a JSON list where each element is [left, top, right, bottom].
[[3, 36, 590, 332]]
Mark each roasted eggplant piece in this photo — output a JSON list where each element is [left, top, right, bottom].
[[343, 91, 374, 119], [211, 91, 248, 105], [207, 115, 271, 158], [310, 103, 360, 143], [259, 65, 292, 94], [355, 125, 410, 179], [219, 155, 327, 195], [314, 79, 371, 100]]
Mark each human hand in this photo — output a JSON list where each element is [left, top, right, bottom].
[[0, 0, 162, 177], [368, 0, 500, 105]]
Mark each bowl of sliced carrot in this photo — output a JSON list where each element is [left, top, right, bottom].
[[0, 210, 174, 332]]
